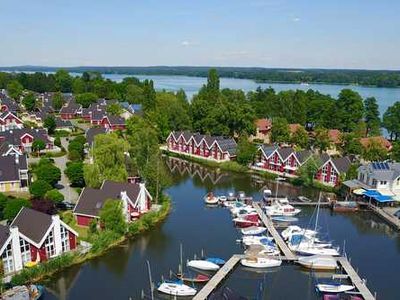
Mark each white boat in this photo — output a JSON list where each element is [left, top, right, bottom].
[[298, 196, 312, 202], [281, 225, 317, 241], [218, 195, 227, 202], [158, 280, 197, 296], [204, 193, 219, 205], [236, 210, 258, 220], [241, 235, 274, 246], [241, 257, 282, 268], [187, 260, 220, 271], [288, 235, 340, 256], [265, 199, 301, 217], [316, 283, 354, 293], [230, 205, 255, 216], [244, 244, 280, 256], [241, 226, 267, 235], [297, 255, 337, 270]]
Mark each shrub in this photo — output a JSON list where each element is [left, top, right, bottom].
[[45, 189, 64, 203], [54, 137, 62, 147], [30, 180, 52, 198], [3, 198, 31, 220]]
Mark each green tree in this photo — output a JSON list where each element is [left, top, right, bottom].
[[125, 84, 144, 104], [32, 139, 46, 154], [298, 155, 321, 186], [0, 193, 8, 219], [336, 89, 364, 132], [22, 92, 36, 111], [6, 80, 23, 100], [364, 97, 381, 136], [3, 198, 31, 220], [362, 139, 388, 161], [382, 102, 400, 140], [345, 164, 359, 180], [271, 117, 290, 143], [34, 159, 61, 187], [340, 133, 363, 156], [206, 68, 220, 96], [65, 161, 85, 187], [52, 92, 65, 111], [45, 189, 64, 203], [30, 180, 52, 198], [236, 136, 257, 166], [68, 135, 86, 160], [314, 128, 331, 152], [99, 199, 127, 235], [54, 136, 62, 148], [291, 127, 309, 149], [142, 80, 156, 111], [106, 102, 123, 116], [44, 115, 57, 134], [76, 92, 98, 108], [54, 69, 73, 92], [391, 141, 400, 161]]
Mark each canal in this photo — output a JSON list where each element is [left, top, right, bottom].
[[44, 159, 400, 300]]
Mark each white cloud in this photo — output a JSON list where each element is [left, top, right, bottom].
[[292, 17, 301, 22], [181, 40, 198, 47]]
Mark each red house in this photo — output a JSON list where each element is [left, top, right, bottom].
[[0, 208, 78, 275], [0, 128, 54, 153], [73, 180, 152, 227], [60, 101, 82, 120], [314, 154, 351, 186], [0, 111, 23, 132], [100, 115, 126, 131]]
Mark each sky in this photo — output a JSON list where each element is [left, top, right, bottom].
[[0, 0, 399, 70]]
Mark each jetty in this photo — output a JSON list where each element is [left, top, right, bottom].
[[192, 254, 243, 300], [368, 203, 400, 230], [253, 202, 297, 260]]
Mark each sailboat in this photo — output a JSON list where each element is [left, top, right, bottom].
[[157, 279, 197, 296], [187, 259, 220, 271], [175, 244, 210, 283], [316, 283, 355, 293], [240, 256, 282, 268], [281, 225, 317, 241], [297, 255, 338, 270]]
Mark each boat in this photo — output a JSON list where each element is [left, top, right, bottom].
[[332, 201, 358, 212], [218, 195, 227, 203], [265, 198, 301, 217], [204, 192, 219, 205], [323, 294, 363, 300], [176, 273, 210, 283], [187, 259, 220, 271], [231, 206, 257, 217], [281, 225, 317, 241], [157, 279, 197, 296], [241, 226, 267, 235], [316, 283, 355, 293], [288, 234, 340, 256], [206, 257, 226, 265], [297, 255, 338, 270], [227, 191, 237, 201], [298, 196, 312, 202], [233, 217, 259, 228], [271, 216, 299, 223], [241, 256, 282, 268], [2, 285, 44, 300], [242, 235, 273, 246]]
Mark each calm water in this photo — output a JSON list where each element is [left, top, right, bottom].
[[43, 158, 399, 300], [98, 73, 400, 115]]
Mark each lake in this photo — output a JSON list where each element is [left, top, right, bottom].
[[43, 158, 400, 300], [97, 73, 400, 115]]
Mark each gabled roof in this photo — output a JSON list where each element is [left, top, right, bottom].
[[86, 127, 107, 146], [295, 150, 312, 164], [319, 153, 331, 166], [0, 155, 28, 182], [0, 128, 51, 145], [216, 138, 237, 156], [60, 101, 81, 114], [259, 145, 278, 158], [331, 157, 351, 173], [0, 224, 10, 253], [11, 207, 52, 245], [328, 129, 341, 144], [104, 115, 125, 125], [55, 117, 73, 128], [277, 147, 294, 161], [358, 162, 400, 182]]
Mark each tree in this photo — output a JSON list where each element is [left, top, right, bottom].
[[206, 68, 220, 97], [52, 92, 65, 111], [391, 141, 400, 161], [22, 92, 36, 111], [291, 127, 309, 149], [236, 136, 257, 166], [76, 92, 98, 108], [68, 135, 86, 160], [3, 198, 31, 220], [31, 199, 56, 215], [271, 118, 290, 143], [298, 155, 321, 186], [54, 136, 61, 148], [314, 128, 330, 152], [44, 115, 57, 134], [345, 164, 359, 180], [34, 159, 61, 187], [383, 102, 400, 140], [65, 162, 85, 187], [340, 133, 363, 156], [0, 193, 9, 219], [45, 189, 64, 204], [142, 80, 156, 111], [99, 199, 127, 235], [6, 80, 23, 100], [335, 89, 364, 132], [106, 102, 123, 116], [362, 139, 388, 161], [54, 69, 73, 92], [30, 180, 52, 198], [364, 97, 381, 136], [32, 139, 46, 154]]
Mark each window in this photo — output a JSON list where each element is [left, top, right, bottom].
[[380, 181, 387, 185], [2, 243, 14, 274], [45, 230, 56, 258], [372, 179, 377, 187], [19, 238, 31, 265], [60, 226, 70, 252]]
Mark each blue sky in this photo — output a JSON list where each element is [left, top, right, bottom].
[[1, 0, 399, 69]]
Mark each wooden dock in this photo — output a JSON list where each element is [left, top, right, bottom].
[[289, 201, 331, 207], [336, 257, 376, 300], [253, 203, 297, 260], [193, 254, 243, 300], [368, 204, 400, 230]]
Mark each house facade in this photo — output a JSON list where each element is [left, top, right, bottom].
[[0, 208, 78, 275], [315, 154, 351, 186], [0, 111, 23, 132], [166, 131, 237, 162], [251, 119, 272, 143], [73, 180, 152, 227], [60, 101, 82, 120], [357, 162, 400, 199], [0, 152, 29, 193], [0, 129, 54, 153]]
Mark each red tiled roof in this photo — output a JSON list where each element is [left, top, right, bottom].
[[289, 124, 301, 134], [328, 129, 341, 144], [359, 136, 392, 150], [255, 119, 272, 131]]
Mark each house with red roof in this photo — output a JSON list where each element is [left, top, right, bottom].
[[0, 207, 78, 275], [0, 111, 23, 132], [359, 136, 392, 151], [314, 154, 351, 186], [0, 128, 54, 153], [252, 119, 272, 143]]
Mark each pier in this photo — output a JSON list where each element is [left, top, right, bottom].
[[368, 203, 400, 230], [192, 254, 243, 300], [253, 202, 297, 260]]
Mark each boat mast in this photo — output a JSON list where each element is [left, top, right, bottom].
[[315, 191, 321, 232], [180, 243, 183, 275], [146, 260, 154, 300]]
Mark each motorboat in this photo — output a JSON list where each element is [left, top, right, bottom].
[[176, 273, 210, 283], [244, 244, 280, 256], [240, 256, 282, 268], [225, 201, 246, 209], [227, 192, 237, 201], [187, 260, 220, 271], [281, 225, 317, 241], [231, 206, 256, 217], [204, 192, 219, 205], [297, 255, 338, 270], [316, 283, 355, 293], [241, 226, 267, 235], [206, 257, 225, 265], [271, 216, 298, 223], [265, 199, 301, 217], [322, 294, 363, 300], [233, 217, 259, 228], [288, 235, 340, 256], [331, 201, 358, 212], [241, 235, 274, 246], [298, 196, 312, 202], [157, 279, 197, 296], [218, 195, 227, 203], [236, 211, 258, 220]]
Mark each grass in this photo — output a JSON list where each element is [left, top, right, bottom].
[[60, 211, 89, 241]]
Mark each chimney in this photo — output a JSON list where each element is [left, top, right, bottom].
[[15, 154, 19, 165]]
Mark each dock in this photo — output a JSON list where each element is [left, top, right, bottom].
[[336, 257, 376, 300], [368, 203, 400, 230], [253, 202, 297, 260], [192, 254, 243, 300], [289, 201, 331, 207]]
